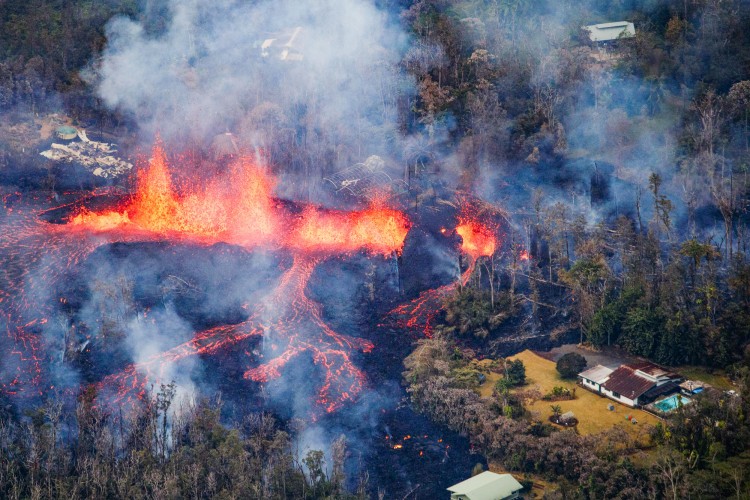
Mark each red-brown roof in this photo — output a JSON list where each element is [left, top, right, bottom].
[[627, 361, 679, 379], [602, 366, 655, 400]]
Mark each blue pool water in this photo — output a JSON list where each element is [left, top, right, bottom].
[[654, 394, 691, 412]]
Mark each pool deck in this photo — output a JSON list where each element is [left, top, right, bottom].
[[645, 394, 692, 416]]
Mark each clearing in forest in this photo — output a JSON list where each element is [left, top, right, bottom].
[[480, 350, 660, 440]]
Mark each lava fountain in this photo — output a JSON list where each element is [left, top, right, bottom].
[[1, 143, 409, 416]]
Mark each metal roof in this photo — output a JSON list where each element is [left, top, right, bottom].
[[578, 364, 613, 385], [602, 366, 655, 400], [629, 361, 680, 380], [448, 471, 523, 500], [323, 156, 407, 201], [261, 26, 304, 61], [584, 21, 635, 42]]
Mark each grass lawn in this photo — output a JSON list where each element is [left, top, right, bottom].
[[480, 350, 660, 441], [677, 366, 734, 391]]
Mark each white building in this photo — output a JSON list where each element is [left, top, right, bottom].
[[578, 364, 613, 393], [447, 471, 524, 500], [579, 361, 681, 408], [583, 21, 636, 43]]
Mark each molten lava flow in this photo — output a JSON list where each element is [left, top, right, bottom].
[[243, 257, 373, 414], [456, 220, 496, 260], [1, 143, 410, 417], [293, 206, 410, 256], [99, 317, 266, 407], [70, 145, 281, 246], [455, 208, 499, 284], [383, 211, 499, 338]]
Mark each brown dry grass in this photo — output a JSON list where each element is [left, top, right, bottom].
[[487, 462, 553, 499], [479, 350, 660, 441]]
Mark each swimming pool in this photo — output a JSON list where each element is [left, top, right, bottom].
[[654, 394, 691, 412]]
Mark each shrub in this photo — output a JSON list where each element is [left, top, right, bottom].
[[542, 386, 576, 401], [556, 352, 587, 379], [505, 359, 526, 386]]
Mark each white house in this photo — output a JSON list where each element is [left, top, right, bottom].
[[447, 471, 523, 500], [579, 361, 682, 407], [597, 362, 681, 407], [583, 21, 636, 43], [578, 364, 613, 393]]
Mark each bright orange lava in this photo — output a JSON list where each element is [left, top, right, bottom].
[[383, 212, 499, 338], [0, 142, 412, 417], [2, 143, 506, 419], [70, 144, 409, 257], [456, 220, 496, 259]]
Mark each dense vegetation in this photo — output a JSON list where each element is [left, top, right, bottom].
[[408, 0, 750, 371], [0, 0, 138, 119], [0, 386, 367, 499], [556, 353, 587, 379]]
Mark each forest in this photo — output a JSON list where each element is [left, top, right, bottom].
[[2, 0, 750, 498]]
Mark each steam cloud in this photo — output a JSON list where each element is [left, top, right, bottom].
[[94, 0, 410, 184]]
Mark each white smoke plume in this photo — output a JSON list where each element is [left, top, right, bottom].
[[93, 0, 410, 181]]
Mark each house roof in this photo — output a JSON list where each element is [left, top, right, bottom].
[[629, 361, 679, 380], [584, 21, 636, 42], [56, 125, 77, 135], [261, 26, 304, 61], [578, 364, 613, 385], [447, 471, 523, 500], [602, 366, 655, 400], [323, 155, 407, 201]]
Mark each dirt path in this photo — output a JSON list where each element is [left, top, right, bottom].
[[537, 343, 639, 369]]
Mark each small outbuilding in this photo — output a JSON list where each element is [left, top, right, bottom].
[[447, 471, 523, 500], [583, 21, 636, 43], [261, 26, 304, 61], [680, 379, 709, 395], [323, 155, 407, 202]]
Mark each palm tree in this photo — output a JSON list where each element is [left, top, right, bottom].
[[550, 404, 562, 422]]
